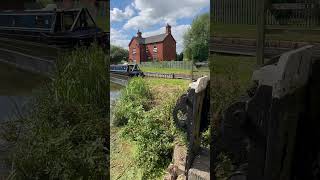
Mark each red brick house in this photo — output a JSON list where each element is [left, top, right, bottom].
[[128, 24, 176, 63]]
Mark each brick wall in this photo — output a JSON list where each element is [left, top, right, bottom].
[[129, 39, 141, 63], [129, 34, 176, 63], [163, 35, 176, 61]]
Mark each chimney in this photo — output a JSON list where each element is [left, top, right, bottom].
[[137, 30, 142, 38], [166, 24, 171, 35]]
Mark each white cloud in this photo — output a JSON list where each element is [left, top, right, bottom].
[[110, 5, 135, 22], [111, 0, 208, 53], [110, 28, 130, 49], [143, 24, 191, 53], [123, 0, 209, 30]]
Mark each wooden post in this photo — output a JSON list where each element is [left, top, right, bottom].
[[191, 55, 194, 81], [257, 0, 266, 66], [185, 76, 209, 175]]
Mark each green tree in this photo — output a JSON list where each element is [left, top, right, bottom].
[[176, 52, 184, 61], [183, 13, 209, 62], [110, 45, 129, 64]]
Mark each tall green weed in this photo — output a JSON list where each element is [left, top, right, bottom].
[[5, 44, 109, 179], [113, 77, 180, 179]]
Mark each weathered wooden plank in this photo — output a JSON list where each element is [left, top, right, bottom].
[[257, 0, 266, 66], [185, 76, 209, 173]]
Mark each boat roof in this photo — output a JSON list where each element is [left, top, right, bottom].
[[0, 8, 82, 15], [111, 64, 138, 66], [0, 7, 97, 33]]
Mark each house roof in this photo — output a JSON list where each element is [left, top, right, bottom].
[[128, 33, 176, 47], [144, 33, 167, 44], [135, 37, 145, 44]]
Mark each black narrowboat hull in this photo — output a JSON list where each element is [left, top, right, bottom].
[[0, 29, 109, 49]]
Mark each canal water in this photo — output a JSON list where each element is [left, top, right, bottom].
[[110, 83, 122, 103], [110, 82, 123, 123], [0, 63, 47, 119], [0, 62, 48, 176]]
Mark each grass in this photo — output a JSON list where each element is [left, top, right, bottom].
[[193, 66, 210, 77], [141, 67, 192, 75], [110, 127, 165, 180], [210, 54, 257, 178], [145, 78, 190, 105], [211, 22, 320, 42], [211, 54, 257, 87], [145, 78, 190, 89], [110, 127, 143, 180], [140, 66, 210, 77]]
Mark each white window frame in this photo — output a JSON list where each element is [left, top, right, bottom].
[[153, 45, 157, 53]]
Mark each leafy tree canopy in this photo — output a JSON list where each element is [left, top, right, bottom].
[[183, 13, 209, 62], [176, 52, 184, 61], [110, 45, 129, 64]]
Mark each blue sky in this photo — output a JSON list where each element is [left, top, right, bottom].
[[110, 0, 209, 53]]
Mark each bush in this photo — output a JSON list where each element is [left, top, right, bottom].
[[121, 96, 177, 179], [113, 77, 178, 179], [201, 128, 211, 148], [214, 153, 234, 180], [5, 44, 109, 179], [112, 77, 152, 127]]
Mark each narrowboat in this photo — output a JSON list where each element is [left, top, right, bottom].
[[110, 64, 145, 77], [0, 7, 108, 49]]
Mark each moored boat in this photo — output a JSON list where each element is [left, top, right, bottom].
[[0, 6, 108, 49], [110, 64, 145, 77]]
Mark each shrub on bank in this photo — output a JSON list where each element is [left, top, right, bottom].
[[122, 96, 176, 179], [113, 77, 178, 179], [112, 77, 152, 127], [5, 44, 109, 179]]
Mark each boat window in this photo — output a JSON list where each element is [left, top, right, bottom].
[[128, 65, 133, 72], [0, 14, 53, 31], [35, 16, 45, 27], [63, 11, 78, 31], [63, 14, 74, 30]]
